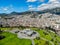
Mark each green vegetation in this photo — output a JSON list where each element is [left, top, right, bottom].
[[30, 27, 60, 45], [0, 27, 26, 31], [0, 27, 60, 45], [0, 32, 31, 45]]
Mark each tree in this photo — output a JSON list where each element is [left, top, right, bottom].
[[35, 43, 38, 45], [51, 38, 54, 42], [0, 35, 5, 40], [0, 29, 3, 34], [36, 37, 40, 40], [43, 32, 48, 35], [0, 24, 3, 27], [45, 41, 49, 45]]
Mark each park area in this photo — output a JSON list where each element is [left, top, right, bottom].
[[0, 27, 60, 45]]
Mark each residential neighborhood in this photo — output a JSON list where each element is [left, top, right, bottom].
[[0, 13, 60, 35]]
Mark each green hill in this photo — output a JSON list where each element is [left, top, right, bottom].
[[0, 27, 60, 45]]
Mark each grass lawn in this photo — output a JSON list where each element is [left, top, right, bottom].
[[0, 27, 60, 45], [30, 27, 60, 45], [0, 32, 31, 45], [0, 27, 25, 31]]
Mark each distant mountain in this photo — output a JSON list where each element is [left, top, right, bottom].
[[13, 7, 60, 15], [40, 7, 60, 15], [0, 7, 60, 16]]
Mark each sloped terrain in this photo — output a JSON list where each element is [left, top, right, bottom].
[[0, 28, 60, 45], [0, 32, 32, 45]]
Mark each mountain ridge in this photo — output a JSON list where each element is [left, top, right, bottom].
[[0, 7, 60, 16]]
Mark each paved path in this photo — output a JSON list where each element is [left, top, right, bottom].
[[4, 30, 54, 45], [30, 30, 54, 45], [40, 37, 54, 45], [39, 30, 54, 45], [31, 39, 35, 45]]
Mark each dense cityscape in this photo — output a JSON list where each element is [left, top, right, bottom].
[[0, 0, 60, 45], [0, 12, 60, 35]]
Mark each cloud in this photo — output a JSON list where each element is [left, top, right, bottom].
[[2, 7, 8, 11], [27, 0, 45, 2], [0, 4, 14, 13], [0, 7, 8, 11], [48, 0, 59, 3], [39, 0, 45, 2], [28, 5, 36, 11], [37, 3, 49, 10], [27, 0, 60, 11], [37, 0, 60, 11], [27, 0, 37, 2]]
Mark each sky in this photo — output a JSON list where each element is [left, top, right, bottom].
[[0, 0, 60, 13]]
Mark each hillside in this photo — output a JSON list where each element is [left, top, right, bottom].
[[0, 27, 60, 45], [40, 7, 60, 15]]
